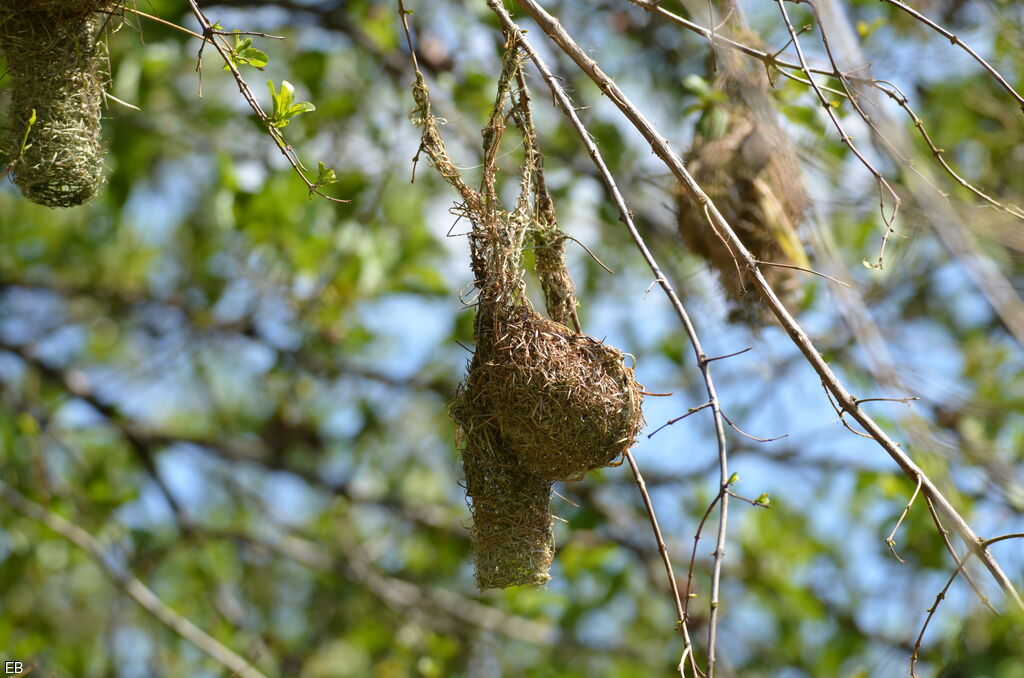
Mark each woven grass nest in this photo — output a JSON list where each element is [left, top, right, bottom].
[[412, 39, 645, 588], [0, 1, 110, 207], [458, 308, 643, 482], [458, 418, 555, 588], [452, 307, 645, 588], [677, 43, 809, 325]]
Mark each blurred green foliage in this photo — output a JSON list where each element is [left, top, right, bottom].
[[1, 1, 1023, 676]]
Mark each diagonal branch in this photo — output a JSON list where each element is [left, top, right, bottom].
[[874, 0, 1024, 113], [511, 0, 1023, 612], [772, 0, 901, 268], [487, 4, 739, 675], [178, 0, 347, 202], [0, 479, 266, 678]]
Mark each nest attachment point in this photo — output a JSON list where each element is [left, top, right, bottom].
[[1, 1, 109, 207]]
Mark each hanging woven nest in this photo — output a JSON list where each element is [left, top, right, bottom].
[[414, 35, 645, 588], [456, 307, 643, 482], [677, 37, 809, 325], [451, 307, 643, 588], [0, 1, 110, 207]]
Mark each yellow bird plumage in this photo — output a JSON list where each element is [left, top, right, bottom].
[[677, 39, 810, 325]]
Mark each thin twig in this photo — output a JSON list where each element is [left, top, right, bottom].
[[874, 0, 1024, 113], [871, 79, 1024, 220], [181, 0, 347, 203], [721, 411, 788, 443], [754, 259, 851, 288], [855, 396, 920, 406], [563, 234, 615, 275], [487, 4, 733, 675], [772, 0, 901, 269], [725, 490, 770, 508], [923, 496, 997, 614], [0, 479, 267, 678], [701, 347, 752, 364], [649, 402, 714, 438], [885, 475, 922, 563], [623, 449, 698, 675], [983, 533, 1024, 547], [910, 558, 964, 677], [683, 486, 726, 620], [512, 0, 1023, 612], [109, 5, 203, 39]]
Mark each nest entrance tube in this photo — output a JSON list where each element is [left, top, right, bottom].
[[1, 1, 109, 207], [412, 34, 644, 588], [456, 412, 555, 589]]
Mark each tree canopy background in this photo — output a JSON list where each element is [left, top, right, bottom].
[[1, 1, 1024, 676]]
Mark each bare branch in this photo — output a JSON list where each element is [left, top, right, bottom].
[[486, 4, 735, 674], [649, 402, 715, 438], [772, 0, 901, 269], [874, 0, 1024, 113], [983, 533, 1024, 548], [511, 0, 1023, 611], [0, 479, 267, 678], [886, 475, 922, 563], [924, 497, 997, 614], [910, 559, 964, 677], [754, 260, 852, 288]]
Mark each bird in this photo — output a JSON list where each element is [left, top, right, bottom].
[[676, 42, 810, 326]]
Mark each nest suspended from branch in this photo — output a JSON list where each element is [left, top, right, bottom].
[[457, 307, 643, 482], [677, 35, 809, 325], [452, 305, 643, 588], [413, 34, 644, 588], [0, 1, 110, 207]]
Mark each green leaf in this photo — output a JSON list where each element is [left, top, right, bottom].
[[682, 73, 711, 97], [267, 80, 315, 128], [16, 108, 37, 157], [222, 32, 269, 71], [289, 101, 316, 116], [239, 48, 268, 69], [309, 161, 338, 198], [316, 161, 337, 185]]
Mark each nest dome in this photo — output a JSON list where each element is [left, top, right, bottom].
[[460, 309, 644, 482]]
